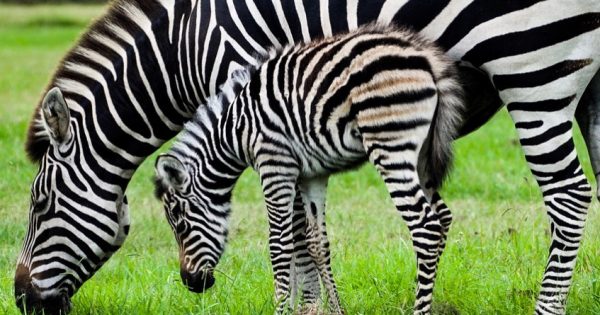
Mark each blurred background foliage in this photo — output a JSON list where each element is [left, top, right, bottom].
[[0, 0, 105, 3]]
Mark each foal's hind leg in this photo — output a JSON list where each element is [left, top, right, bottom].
[[364, 138, 442, 315], [430, 191, 452, 258], [298, 176, 343, 314]]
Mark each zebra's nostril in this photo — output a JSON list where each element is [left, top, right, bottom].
[[180, 269, 215, 293]]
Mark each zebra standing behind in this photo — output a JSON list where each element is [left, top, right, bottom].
[[154, 24, 463, 314]]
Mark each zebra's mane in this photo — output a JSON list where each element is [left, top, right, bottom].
[[25, 0, 171, 163]]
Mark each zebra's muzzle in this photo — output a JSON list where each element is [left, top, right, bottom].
[[14, 264, 72, 315], [180, 268, 215, 293]]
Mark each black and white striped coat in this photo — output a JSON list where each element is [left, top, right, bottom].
[[16, 0, 600, 314], [154, 25, 464, 314]]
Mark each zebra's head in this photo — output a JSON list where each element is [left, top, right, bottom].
[[15, 87, 131, 314], [154, 153, 232, 293]]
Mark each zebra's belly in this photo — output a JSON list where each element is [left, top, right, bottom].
[[290, 123, 367, 177]]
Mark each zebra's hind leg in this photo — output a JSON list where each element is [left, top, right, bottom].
[[298, 176, 343, 315], [291, 188, 321, 313], [365, 142, 442, 315], [508, 100, 592, 314]]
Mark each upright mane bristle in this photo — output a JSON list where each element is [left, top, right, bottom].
[[193, 67, 254, 124]]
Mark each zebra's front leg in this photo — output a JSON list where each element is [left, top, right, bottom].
[[259, 162, 300, 314], [368, 148, 442, 315], [291, 188, 321, 312], [298, 176, 343, 314], [509, 107, 592, 314]]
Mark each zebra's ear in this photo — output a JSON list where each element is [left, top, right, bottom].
[[155, 154, 189, 194], [41, 87, 71, 144]]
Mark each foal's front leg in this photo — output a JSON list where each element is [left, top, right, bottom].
[[258, 160, 300, 314], [299, 176, 343, 314], [291, 189, 321, 310]]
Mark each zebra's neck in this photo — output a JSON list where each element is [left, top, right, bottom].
[[29, 1, 218, 188]]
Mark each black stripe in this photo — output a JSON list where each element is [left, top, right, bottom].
[[392, 0, 450, 32], [519, 121, 571, 147], [359, 119, 431, 134], [366, 142, 417, 156], [515, 120, 543, 129], [507, 95, 576, 112], [525, 138, 574, 165], [437, 0, 544, 50], [463, 13, 600, 67], [493, 59, 593, 91], [357, 0, 386, 26], [328, 1, 348, 34], [351, 88, 437, 115]]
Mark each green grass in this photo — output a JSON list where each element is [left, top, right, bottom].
[[0, 4, 599, 314]]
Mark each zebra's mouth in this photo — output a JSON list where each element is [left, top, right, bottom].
[[14, 264, 73, 315], [180, 268, 215, 293]]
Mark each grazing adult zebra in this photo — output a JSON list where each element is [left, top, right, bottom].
[[15, 0, 600, 314], [154, 25, 464, 314]]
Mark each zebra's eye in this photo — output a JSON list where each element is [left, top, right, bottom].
[[32, 196, 48, 213], [167, 198, 184, 219], [171, 204, 182, 218]]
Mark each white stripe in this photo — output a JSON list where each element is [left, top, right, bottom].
[[193, 1, 207, 101], [201, 0, 219, 82], [120, 3, 183, 116], [73, 47, 117, 81], [155, 0, 175, 44], [177, 15, 194, 106], [377, 0, 409, 25], [245, 0, 282, 48], [294, 0, 311, 42], [320, 0, 332, 37], [448, 1, 600, 61], [226, 0, 267, 54], [347, 0, 359, 31], [89, 33, 174, 138], [105, 23, 184, 128], [420, 0, 474, 42], [184, 12, 202, 104], [272, 0, 295, 43]]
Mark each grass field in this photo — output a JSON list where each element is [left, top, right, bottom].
[[0, 4, 599, 314]]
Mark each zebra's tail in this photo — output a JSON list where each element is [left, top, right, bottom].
[[423, 61, 464, 190]]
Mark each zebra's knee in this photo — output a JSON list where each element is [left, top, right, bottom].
[[410, 207, 443, 258], [542, 175, 592, 243], [543, 177, 592, 214]]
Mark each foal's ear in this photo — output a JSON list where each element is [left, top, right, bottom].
[[155, 154, 190, 193], [41, 87, 71, 144]]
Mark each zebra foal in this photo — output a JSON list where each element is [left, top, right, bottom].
[[154, 25, 463, 314]]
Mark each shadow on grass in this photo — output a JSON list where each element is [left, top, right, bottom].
[[22, 17, 87, 28]]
